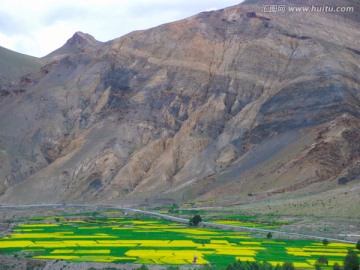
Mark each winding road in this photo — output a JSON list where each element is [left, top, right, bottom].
[[0, 203, 356, 244]]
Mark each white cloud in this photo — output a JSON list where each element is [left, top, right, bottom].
[[0, 0, 243, 57]]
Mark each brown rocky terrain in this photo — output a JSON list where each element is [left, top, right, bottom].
[[0, 0, 359, 215]]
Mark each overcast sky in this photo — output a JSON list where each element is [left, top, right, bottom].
[[0, 0, 242, 57]]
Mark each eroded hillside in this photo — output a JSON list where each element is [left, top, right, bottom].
[[0, 0, 359, 214]]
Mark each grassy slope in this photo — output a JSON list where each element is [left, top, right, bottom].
[[0, 46, 45, 84]]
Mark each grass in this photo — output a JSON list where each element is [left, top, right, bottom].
[[0, 215, 358, 268], [0, 46, 45, 83], [209, 220, 279, 229], [156, 205, 292, 229]]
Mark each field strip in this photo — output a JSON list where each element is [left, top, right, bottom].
[[0, 204, 356, 244]]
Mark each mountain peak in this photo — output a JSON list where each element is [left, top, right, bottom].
[[66, 31, 99, 47], [45, 31, 102, 59]]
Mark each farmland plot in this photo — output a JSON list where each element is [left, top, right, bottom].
[[0, 216, 358, 268]]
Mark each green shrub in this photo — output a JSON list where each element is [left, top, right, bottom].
[[189, 215, 202, 227], [282, 262, 295, 270], [136, 265, 149, 270], [317, 256, 329, 265]]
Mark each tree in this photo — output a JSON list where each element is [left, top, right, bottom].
[[169, 203, 179, 213], [316, 256, 329, 269], [189, 215, 202, 227], [356, 240, 360, 251], [267, 232, 273, 240], [333, 263, 342, 270], [323, 239, 329, 246], [282, 262, 295, 270], [317, 256, 329, 265], [344, 249, 359, 270], [260, 261, 273, 270], [167, 267, 180, 270], [136, 265, 149, 270]]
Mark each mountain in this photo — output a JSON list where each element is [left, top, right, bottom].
[[0, 0, 359, 216], [0, 46, 45, 85], [45, 31, 104, 60]]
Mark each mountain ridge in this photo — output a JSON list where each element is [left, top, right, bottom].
[[0, 0, 359, 215], [45, 31, 103, 60]]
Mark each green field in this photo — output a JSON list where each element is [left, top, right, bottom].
[[0, 215, 358, 268], [209, 220, 279, 229]]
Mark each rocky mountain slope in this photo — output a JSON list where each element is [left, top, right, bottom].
[[0, 0, 359, 214]]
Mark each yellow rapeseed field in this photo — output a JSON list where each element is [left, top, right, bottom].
[[125, 249, 208, 264], [0, 216, 357, 268], [51, 250, 75, 254], [18, 224, 58, 227], [167, 228, 219, 235], [0, 241, 34, 248], [307, 259, 344, 266]]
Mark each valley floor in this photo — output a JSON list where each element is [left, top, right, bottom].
[[0, 205, 359, 269]]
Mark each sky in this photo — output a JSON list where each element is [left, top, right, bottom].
[[0, 0, 243, 57]]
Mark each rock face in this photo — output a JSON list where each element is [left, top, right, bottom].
[[0, 0, 359, 208]]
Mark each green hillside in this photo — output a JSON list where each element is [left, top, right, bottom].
[[0, 46, 45, 84]]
